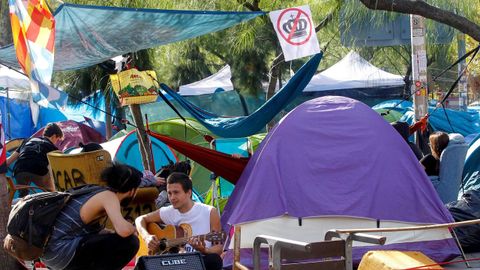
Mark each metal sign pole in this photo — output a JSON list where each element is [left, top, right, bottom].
[[457, 33, 468, 111], [410, 15, 429, 145]]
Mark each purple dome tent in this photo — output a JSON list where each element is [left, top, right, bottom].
[[222, 96, 459, 268]]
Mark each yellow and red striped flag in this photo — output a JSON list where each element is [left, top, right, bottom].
[[9, 0, 55, 85]]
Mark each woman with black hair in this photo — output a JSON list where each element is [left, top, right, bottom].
[[41, 163, 142, 270]]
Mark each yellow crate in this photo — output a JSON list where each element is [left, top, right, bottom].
[[358, 250, 443, 270]]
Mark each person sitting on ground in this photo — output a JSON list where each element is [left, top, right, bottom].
[[136, 172, 223, 270], [7, 122, 63, 197], [420, 131, 450, 176], [41, 163, 141, 270], [391, 121, 423, 160]]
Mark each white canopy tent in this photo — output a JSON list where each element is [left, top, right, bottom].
[[179, 65, 234, 96], [0, 65, 31, 100], [0, 65, 30, 90], [303, 51, 405, 92]]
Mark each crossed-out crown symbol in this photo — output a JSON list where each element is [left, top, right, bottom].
[[282, 14, 308, 38]]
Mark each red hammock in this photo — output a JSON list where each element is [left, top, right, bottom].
[[147, 130, 249, 184]]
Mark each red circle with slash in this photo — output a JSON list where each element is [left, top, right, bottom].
[[276, 8, 313, 46]]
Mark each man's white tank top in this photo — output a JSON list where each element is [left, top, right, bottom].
[[160, 202, 214, 251]]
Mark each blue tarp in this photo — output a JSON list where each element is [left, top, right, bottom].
[[372, 99, 413, 113], [37, 90, 116, 137], [373, 100, 480, 137], [159, 53, 323, 138], [0, 96, 34, 139], [0, 4, 263, 71], [401, 109, 480, 137]]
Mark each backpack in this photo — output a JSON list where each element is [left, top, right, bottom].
[[17, 137, 55, 159], [3, 185, 104, 261]]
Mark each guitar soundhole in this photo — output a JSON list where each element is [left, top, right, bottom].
[[169, 247, 180, 254], [159, 239, 167, 252]]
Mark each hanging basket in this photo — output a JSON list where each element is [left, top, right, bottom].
[[110, 68, 159, 106]]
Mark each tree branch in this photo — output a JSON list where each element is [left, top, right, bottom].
[[252, 0, 260, 11], [315, 11, 336, 32], [237, 0, 260, 11], [359, 0, 480, 42]]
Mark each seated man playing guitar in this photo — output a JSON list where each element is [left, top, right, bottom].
[[135, 172, 223, 270]]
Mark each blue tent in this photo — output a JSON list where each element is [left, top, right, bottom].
[[101, 131, 203, 202], [460, 138, 480, 197], [108, 130, 177, 173]]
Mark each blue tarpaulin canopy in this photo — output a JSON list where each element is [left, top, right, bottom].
[[0, 4, 263, 71]]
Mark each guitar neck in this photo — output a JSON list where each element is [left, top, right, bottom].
[[166, 234, 208, 247]]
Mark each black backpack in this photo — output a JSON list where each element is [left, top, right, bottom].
[[4, 185, 104, 261]]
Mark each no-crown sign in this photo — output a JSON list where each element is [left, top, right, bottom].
[[269, 5, 320, 61], [277, 8, 313, 46]]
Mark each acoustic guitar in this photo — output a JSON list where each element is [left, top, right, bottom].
[[139, 223, 226, 255]]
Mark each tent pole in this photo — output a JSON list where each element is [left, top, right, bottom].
[[6, 87, 11, 139], [450, 228, 471, 268]]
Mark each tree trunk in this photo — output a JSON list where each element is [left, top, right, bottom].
[[129, 104, 154, 172], [265, 53, 281, 130], [359, 0, 480, 42], [105, 94, 112, 140], [403, 63, 412, 98], [0, 0, 12, 47]]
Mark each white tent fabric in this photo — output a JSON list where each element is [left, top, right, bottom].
[[0, 65, 30, 90], [303, 51, 404, 92], [179, 65, 234, 96]]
